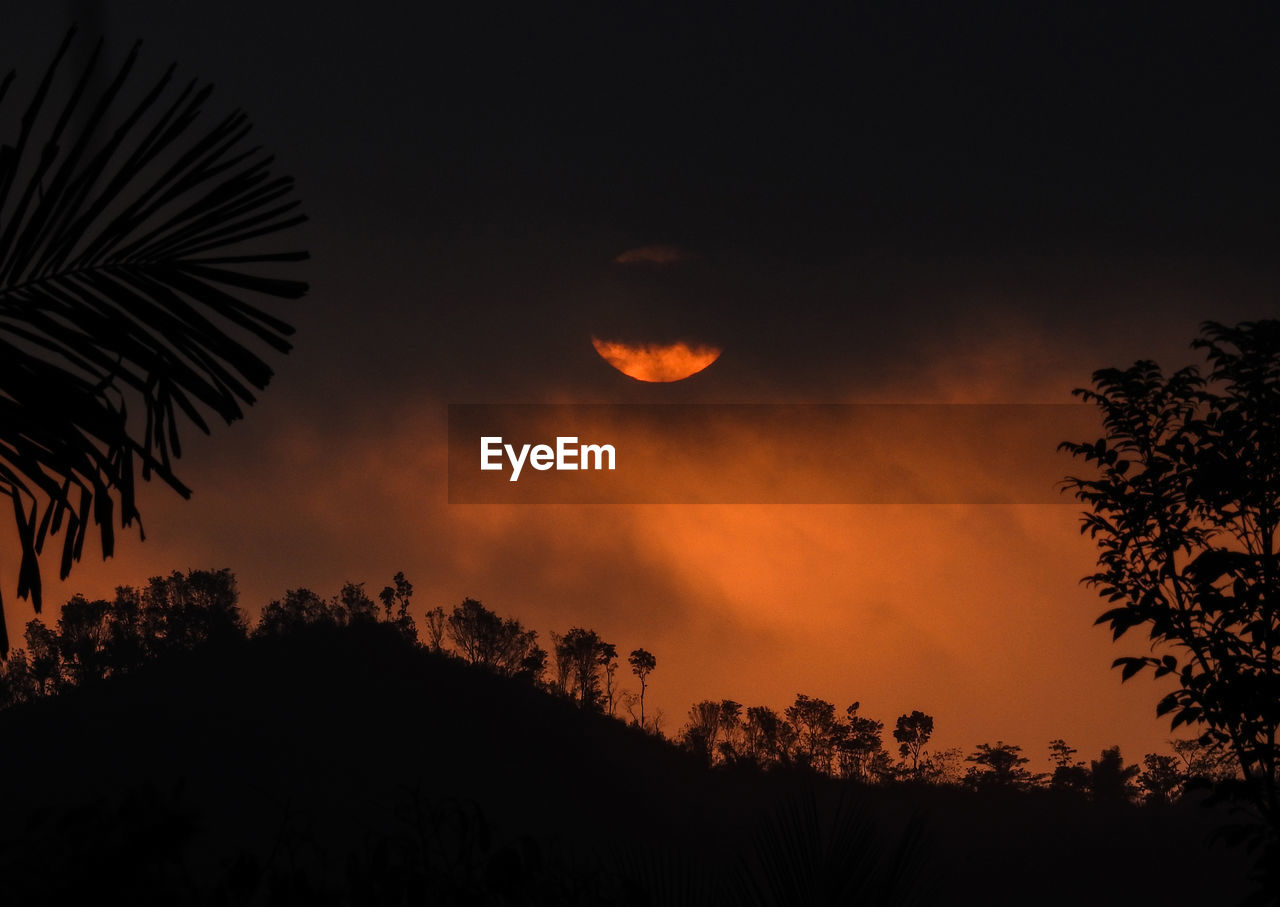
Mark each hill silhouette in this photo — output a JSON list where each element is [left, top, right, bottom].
[[0, 622, 1254, 904]]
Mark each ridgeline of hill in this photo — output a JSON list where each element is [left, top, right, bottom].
[[0, 623, 1254, 904]]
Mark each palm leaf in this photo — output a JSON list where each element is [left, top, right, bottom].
[[0, 28, 309, 654]]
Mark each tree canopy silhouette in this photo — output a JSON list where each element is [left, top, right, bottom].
[[1062, 319, 1280, 887], [965, 741, 1033, 791], [628, 647, 656, 729], [893, 710, 933, 779], [447, 598, 546, 682], [0, 29, 308, 653], [839, 703, 888, 783]]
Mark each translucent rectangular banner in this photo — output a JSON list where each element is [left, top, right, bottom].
[[447, 404, 1100, 504]]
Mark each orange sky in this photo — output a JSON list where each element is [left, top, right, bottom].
[[1, 346, 1194, 774]]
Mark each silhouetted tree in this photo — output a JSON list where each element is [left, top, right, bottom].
[[628, 648, 656, 729], [56, 595, 111, 685], [716, 701, 746, 764], [684, 700, 721, 766], [255, 588, 334, 637], [448, 598, 504, 663], [1048, 738, 1090, 794], [551, 633, 573, 692], [0, 568, 252, 707], [446, 599, 545, 681], [378, 572, 418, 642], [552, 627, 612, 710], [924, 746, 967, 786], [599, 642, 619, 717], [1089, 746, 1140, 804], [837, 702, 886, 782], [1048, 738, 1077, 767], [336, 582, 379, 625], [966, 741, 1034, 790], [785, 694, 840, 774], [0, 648, 34, 707], [893, 711, 934, 779], [741, 705, 793, 769], [1061, 320, 1280, 859], [1172, 736, 1239, 786], [24, 619, 61, 696], [683, 699, 742, 767], [519, 646, 549, 686], [1140, 753, 1184, 806], [102, 585, 148, 672], [0, 30, 308, 654], [141, 569, 245, 652], [423, 607, 447, 652]]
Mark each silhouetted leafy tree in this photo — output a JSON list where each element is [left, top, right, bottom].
[[924, 746, 967, 786], [336, 582, 379, 625], [446, 599, 545, 682], [1061, 320, 1280, 860], [141, 569, 245, 653], [717, 700, 746, 764], [518, 645, 548, 686], [1048, 738, 1077, 768], [1140, 754, 1184, 806], [628, 648, 656, 729], [56, 595, 111, 685], [683, 699, 743, 766], [254, 588, 334, 637], [785, 694, 840, 774], [378, 572, 418, 641], [893, 711, 934, 779], [965, 742, 1034, 790], [552, 627, 612, 710], [0, 568, 247, 703], [0, 648, 34, 707], [1089, 746, 1140, 804], [1172, 736, 1239, 786], [836, 702, 887, 782], [447, 598, 504, 662], [0, 30, 308, 654], [103, 585, 147, 672], [1048, 738, 1090, 794], [24, 618, 62, 696], [599, 642, 619, 717], [423, 606, 447, 653], [741, 705, 794, 769], [683, 700, 719, 765]]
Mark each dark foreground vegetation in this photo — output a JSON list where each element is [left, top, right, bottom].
[[0, 573, 1258, 905]]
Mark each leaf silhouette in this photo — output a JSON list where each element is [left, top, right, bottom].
[[0, 28, 308, 654]]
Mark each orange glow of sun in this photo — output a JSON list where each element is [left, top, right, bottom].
[[591, 337, 722, 383]]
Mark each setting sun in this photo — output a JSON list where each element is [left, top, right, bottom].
[[591, 337, 722, 382]]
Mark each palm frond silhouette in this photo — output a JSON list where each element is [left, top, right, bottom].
[[0, 29, 308, 653]]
